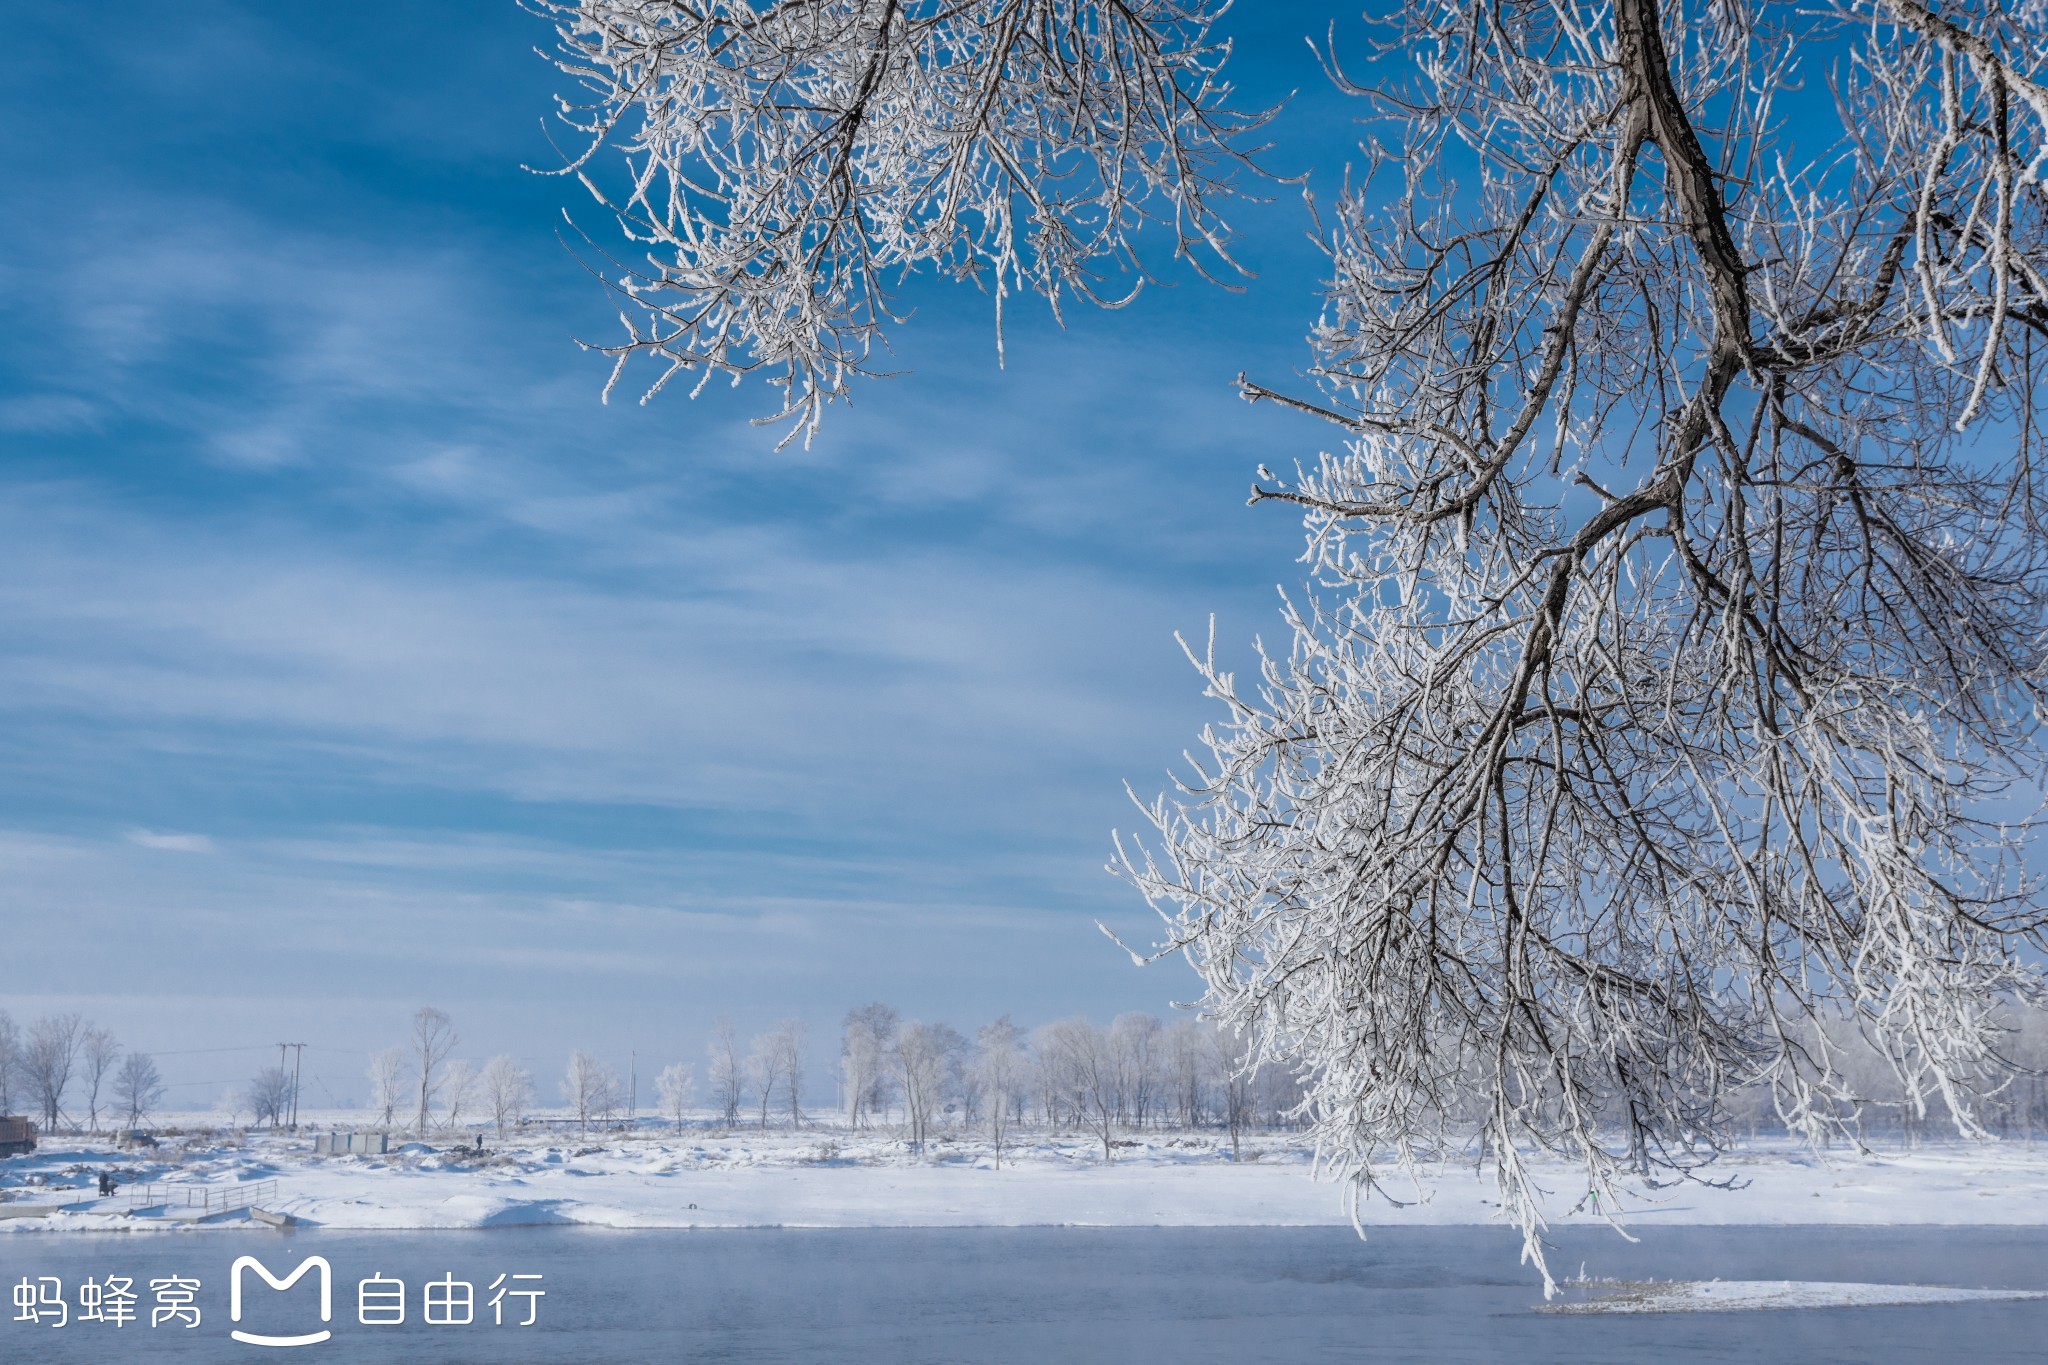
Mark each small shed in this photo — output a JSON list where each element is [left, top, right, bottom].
[[312, 1132, 390, 1156]]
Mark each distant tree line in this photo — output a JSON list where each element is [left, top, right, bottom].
[[1720, 1006, 2048, 1149], [829, 1006, 1310, 1163], [363, 1007, 539, 1139], [342, 1005, 1305, 1151], [532, 1002, 2048, 1159], [15, 998, 2048, 1156]]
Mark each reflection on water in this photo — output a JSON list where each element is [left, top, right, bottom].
[[2, 1224, 2043, 1362]]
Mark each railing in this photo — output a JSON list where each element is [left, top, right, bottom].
[[124, 1179, 278, 1215]]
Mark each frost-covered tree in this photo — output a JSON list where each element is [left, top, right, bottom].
[[595, 1060, 628, 1127], [745, 1027, 787, 1130], [2017, 1005, 2048, 1144], [79, 1026, 118, 1135], [410, 1007, 458, 1138], [1108, 1012, 1162, 1128], [440, 1059, 478, 1135], [935, 1023, 970, 1123], [540, 0, 2048, 1287], [480, 1055, 534, 1135], [1207, 1025, 1255, 1161], [840, 1003, 898, 1130], [113, 1052, 164, 1129], [655, 1061, 693, 1132], [894, 1021, 953, 1152], [974, 1015, 1027, 1167], [564, 1049, 608, 1131], [1035, 1016, 1118, 1160], [707, 1017, 745, 1128], [367, 1047, 407, 1131], [1164, 1018, 1208, 1131], [1107, 0, 2048, 1285], [770, 1018, 807, 1128], [22, 1013, 81, 1133], [249, 1065, 294, 1129]]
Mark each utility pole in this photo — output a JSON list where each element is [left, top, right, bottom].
[[629, 1050, 637, 1130], [278, 1043, 306, 1131]]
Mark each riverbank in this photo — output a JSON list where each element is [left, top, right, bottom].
[[6, 1128, 2048, 1232]]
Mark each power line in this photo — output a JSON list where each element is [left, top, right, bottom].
[[306, 1072, 341, 1107]]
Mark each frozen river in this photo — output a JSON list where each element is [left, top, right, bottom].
[[4, 1224, 2044, 1362]]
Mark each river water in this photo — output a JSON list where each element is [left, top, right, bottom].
[[3, 1224, 2043, 1362]]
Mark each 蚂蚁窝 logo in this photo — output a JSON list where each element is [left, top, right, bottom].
[[229, 1255, 332, 1348]]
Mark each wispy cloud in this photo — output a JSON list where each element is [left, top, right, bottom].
[[123, 829, 218, 854], [0, 475, 1208, 831], [0, 394, 100, 434]]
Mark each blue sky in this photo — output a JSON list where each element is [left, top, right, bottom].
[[0, 2, 1373, 1103]]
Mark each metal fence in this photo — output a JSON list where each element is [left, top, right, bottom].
[[124, 1179, 278, 1215]]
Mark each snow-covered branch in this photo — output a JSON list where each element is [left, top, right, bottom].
[[535, 0, 1268, 441], [1122, 0, 2048, 1292]]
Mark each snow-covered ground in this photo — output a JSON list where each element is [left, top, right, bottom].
[[8, 1114, 2048, 1234]]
